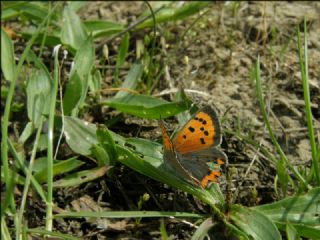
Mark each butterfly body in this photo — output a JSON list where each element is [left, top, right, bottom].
[[160, 106, 227, 188]]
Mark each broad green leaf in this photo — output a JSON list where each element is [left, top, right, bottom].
[[286, 223, 298, 240], [116, 32, 129, 68], [63, 36, 95, 116], [63, 71, 83, 116], [61, 5, 88, 50], [2, 2, 50, 22], [125, 137, 162, 160], [192, 217, 249, 240], [137, 2, 211, 29], [1, 7, 19, 20], [34, 157, 85, 183], [230, 205, 281, 240], [26, 68, 52, 126], [1, 28, 16, 82], [254, 187, 320, 239], [103, 94, 189, 119], [174, 2, 211, 20], [64, 116, 99, 156], [1, 167, 25, 185], [84, 20, 124, 38], [32, 157, 57, 173], [96, 125, 117, 164], [114, 32, 130, 81], [71, 36, 95, 78], [55, 210, 202, 219], [88, 69, 102, 94], [91, 144, 110, 166], [63, 117, 223, 206], [19, 122, 34, 144], [67, 1, 87, 12], [115, 145, 221, 206], [37, 134, 48, 151], [114, 63, 143, 99], [53, 166, 109, 188], [21, 32, 61, 47], [191, 217, 216, 240]]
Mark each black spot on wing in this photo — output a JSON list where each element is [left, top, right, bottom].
[[188, 126, 195, 132]]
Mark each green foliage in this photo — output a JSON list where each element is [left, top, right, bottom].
[[61, 5, 88, 50], [254, 187, 320, 239], [83, 20, 124, 38], [230, 205, 281, 240], [63, 36, 95, 116], [33, 157, 84, 183], [2, 2, 319, 239], [117, 32, 130, 68], [1, 28, 16, 81], [114, 63, 144, 98], [104, 93, 190, 119]]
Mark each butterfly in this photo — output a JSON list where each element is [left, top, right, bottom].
[[160, 106, 227, 188]]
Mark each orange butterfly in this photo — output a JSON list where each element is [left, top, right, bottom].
[[160, 106, 227, 188]]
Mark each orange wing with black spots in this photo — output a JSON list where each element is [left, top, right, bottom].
[[172, 106, 222, 154]]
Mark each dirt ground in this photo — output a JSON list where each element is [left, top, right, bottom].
[[13, 1, 320, 239]]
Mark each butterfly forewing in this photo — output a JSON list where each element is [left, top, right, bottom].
[[173, 107, 221, 154]]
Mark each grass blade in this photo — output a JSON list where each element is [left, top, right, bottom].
[[27, 228, 81, 240], [1, 4, 58, 229], [254, 56, 309, 189], [55, 211, 202, 219], [297, 18, 320, 185], [45, 44, 60, 232]]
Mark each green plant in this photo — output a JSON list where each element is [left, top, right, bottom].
[[2, 2, 319, 239]]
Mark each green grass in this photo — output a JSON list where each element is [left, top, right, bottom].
[[1, 2, 319, 240]]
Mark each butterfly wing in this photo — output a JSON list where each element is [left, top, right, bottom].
[[172, 106, 222, 154], [159, 120, 199, 185], [178, 148, 227, 187]]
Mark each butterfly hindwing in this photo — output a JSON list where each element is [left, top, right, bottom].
[[173, 106, 222, 154], [177, 147, 227, 187]]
